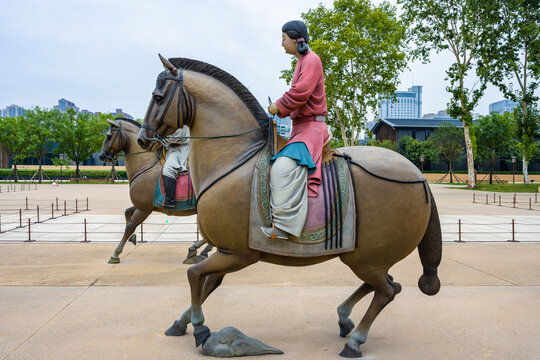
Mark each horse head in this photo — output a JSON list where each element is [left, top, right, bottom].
[[138, 54, 192, 150], [99, 119, 125, 162]]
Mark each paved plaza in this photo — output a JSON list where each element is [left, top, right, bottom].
[[1, 183, 539, 359]]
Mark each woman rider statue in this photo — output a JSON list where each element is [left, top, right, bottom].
[[263, 20, 329, 239]]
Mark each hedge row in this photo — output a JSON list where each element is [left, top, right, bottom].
[[0, 168, 127, 178]]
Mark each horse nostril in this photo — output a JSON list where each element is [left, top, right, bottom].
[[137, 138, 146, 148]]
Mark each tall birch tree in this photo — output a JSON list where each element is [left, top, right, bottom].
[[400, 0, 497, 187]]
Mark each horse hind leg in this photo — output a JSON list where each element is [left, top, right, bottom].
[[339, 274, 402, 358]]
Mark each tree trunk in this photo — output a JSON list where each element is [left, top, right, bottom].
[[463, 124, 475, 188], [76, 162, 80, 183], [522, 154, 529, 184], [449, 161, 453, 184], [489, 161, 494, 185], [38, 157, 43, 184], [13, 164, 19, 183]]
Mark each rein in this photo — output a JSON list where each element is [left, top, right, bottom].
[[160, 118, 272, 141]]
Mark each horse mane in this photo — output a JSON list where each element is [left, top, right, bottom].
[[169, 57, 269, 128], [116, 117, 142, 128]]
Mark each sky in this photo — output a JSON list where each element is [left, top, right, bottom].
[[0, 0, 517, 122]]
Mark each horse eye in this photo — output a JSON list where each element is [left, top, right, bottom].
[[153, 94, 165, 103]]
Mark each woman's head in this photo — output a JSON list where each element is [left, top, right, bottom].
[[281, 20, 309, 56]]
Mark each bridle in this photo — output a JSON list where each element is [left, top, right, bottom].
[[140, 68, 187, 145], [102, 120, 126, 162]]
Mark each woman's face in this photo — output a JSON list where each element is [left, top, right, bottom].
[[282, 32, 298, 56]]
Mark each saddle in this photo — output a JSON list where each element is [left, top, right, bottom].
[[248, 140, 356, 258], [153, 169, 196, 211]]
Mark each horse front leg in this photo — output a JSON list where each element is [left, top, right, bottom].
[[187, 250, 258, 347], [165, 273, 225, 336], [108, 208, 150, 264], [340, 275, 402, 358], [337, 282, 374, 337]]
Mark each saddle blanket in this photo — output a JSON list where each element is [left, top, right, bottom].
[[249, 148, 356, 257], [153, 170, 196, 211]]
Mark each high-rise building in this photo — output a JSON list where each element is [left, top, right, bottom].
[[489, 99, 518, 115], [275, 116, 292, 138], [378, 85, 422, 119], [0, 104, 26, 117], [110, 108, 133, 120], [53, 98, 79, 113]]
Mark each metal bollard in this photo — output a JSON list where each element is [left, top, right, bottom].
[[140, 222, 145, 243], [498, 195, 501, 206], [25, 219, 35, 242], [25, 197, 28, 210], [473, 193, 475, 203], [81, 219, 90, 243], [37, 205, 40, 223], [530, 198, 532, 210], [508, 219, 518, 242], [64, 200, 66, 216], [86, 197, 89, 211], [454, 219, 464, 242], [56, 197, 59, 211], [76, 199, 78, 213], [51, 203, 54, 219], [485, 194, 488, 205], [19, 209, 22, 228], [493, 193, 496, 203]]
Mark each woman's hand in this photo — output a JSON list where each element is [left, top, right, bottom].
[[268, 103, 279, 115]]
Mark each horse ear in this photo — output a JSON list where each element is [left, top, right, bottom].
[[159, 53, 179, 77], [108, 119, 119, 127]]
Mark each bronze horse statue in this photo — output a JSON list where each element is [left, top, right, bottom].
[[99, 118, 212, 264], [137, 55, 442, 358]]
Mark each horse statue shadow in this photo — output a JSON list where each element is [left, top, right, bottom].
[[137, 55, 442, 358], [99, 118, 212, 264]]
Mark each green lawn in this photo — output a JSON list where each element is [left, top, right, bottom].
[[448, 183, 540, 193]]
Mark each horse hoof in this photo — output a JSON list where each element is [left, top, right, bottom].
[[108, 256, 120, 264], [165, 320, 187, 336], [338, 318, 355, 337], [128, 234, 137, 245], [193, 325, 211, 347], [339, 343, 362, 358]]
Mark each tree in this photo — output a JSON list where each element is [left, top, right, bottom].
[[474, 112, 515, 184], [23, 108, 60, 183], [282, 0, 408, 146], [398, 135, 437, 168], [0, 116, 31, 182], [400, 0, 498, 187], [51, 109, 110, 182], [429, 123, 465, 183], [476, 0, 540, 183], [367, 139, 398, 151], [514, 104, 540, 181]]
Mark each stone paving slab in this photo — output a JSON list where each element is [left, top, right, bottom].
[[1, 285, 539, 360]]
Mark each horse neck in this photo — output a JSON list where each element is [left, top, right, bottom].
[[186, 74, 267, 197], [121, 124, 159, 182]]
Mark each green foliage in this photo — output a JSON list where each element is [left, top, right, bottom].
[[0, 168, 127, 178], [0, 116, 30, 165], [514, 103, 540, 164], [475, 112, 516, 165], [397, 136, 437, 165], [429, 123, 465, 170], [283, 0, 408, 146], [474, 112, 517, 183], [51, 109, 111, 180], [367, 139, 398, 152]]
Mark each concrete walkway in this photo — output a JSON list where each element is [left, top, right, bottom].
[[1, 183, 539, 359]]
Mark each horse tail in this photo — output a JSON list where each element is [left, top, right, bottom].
[[417, 186, 442, 296]]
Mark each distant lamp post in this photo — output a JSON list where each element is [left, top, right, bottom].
[[420, 155, 425, 173], [512, 156, 516, 183]]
